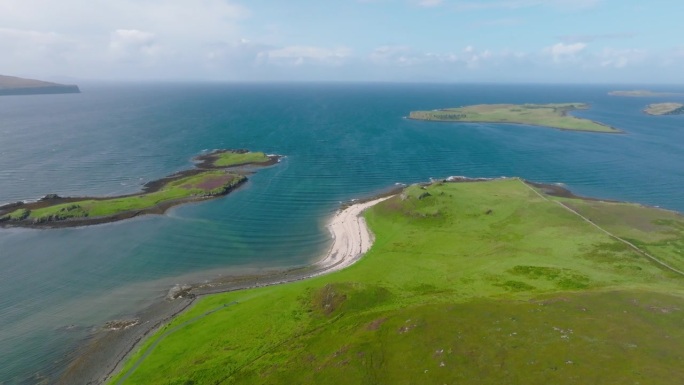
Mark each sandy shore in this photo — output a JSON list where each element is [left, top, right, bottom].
[[314, 196, 393, 274], [58, 195, 394, 385]]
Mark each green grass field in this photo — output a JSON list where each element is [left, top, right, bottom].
[[211, 151, 270, 167], [109, 179, 684, 384], [0, 171, 244, 223], [409, 103, 620, 133]]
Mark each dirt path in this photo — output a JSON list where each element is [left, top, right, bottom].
[[519, 179, 684, 277]]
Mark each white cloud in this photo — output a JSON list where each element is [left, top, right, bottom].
[[0, 0, 249, 78], [546, 42, 587, 62], [258, 46, 352, 66], [597, 48, 646, 69], [108, 29, 165, 64]]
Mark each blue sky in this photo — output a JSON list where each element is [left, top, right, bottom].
[[1, 0, 682, 83]]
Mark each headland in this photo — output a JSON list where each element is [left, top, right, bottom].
[[409, 103, 621, 133], [0, 74, 80, 96], [58, 177, 684, 385], [0, 150, 280, 228]]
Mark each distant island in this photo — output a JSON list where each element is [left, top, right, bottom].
[[608, 90, 684, 97], [0, 150, 279, 228], [644, 103, 684, 116], [0, 74, 80, 96], [409, 103, 620, 133]]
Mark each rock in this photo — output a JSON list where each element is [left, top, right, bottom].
[[40, 194, 61, 201], [103, 319, 139, 331], [167, 284, 193, 300]]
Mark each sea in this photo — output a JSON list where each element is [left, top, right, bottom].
[[0, 83, 683, 383]]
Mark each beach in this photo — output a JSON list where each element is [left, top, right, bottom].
[[59, 195, 393, 384]]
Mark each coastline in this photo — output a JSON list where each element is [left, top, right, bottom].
[[57, 195, 393, 385], [406, 115, 622, 134], [0, 151, 281, 229], [53, 177, 684, 384]]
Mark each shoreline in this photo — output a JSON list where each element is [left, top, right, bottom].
[[54, 177, 684, 384], [0, 150, 281, 229], [57, 195, 393, 385], [406, 116, 623, 134]]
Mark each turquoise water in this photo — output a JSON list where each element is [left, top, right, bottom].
[[1, 83, 683, 382]]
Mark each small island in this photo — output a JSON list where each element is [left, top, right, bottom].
[[409, 103, 620, 133], [0, 150, 279, 228], [0, 74, 80, 96], [609, 90, 684, 97], [644, 102, 684, 116]]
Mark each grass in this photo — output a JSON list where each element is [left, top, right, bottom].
[[409, 103, 620, 133], [644, 103, 684, 116], [1, 171, 245, 223], [108, 179, 684, 385], [211, 151, 270, 167]]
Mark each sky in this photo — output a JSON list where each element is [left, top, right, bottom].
[[1, 0, 683, 83]]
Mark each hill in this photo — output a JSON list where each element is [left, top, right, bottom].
[[0, 74, 80, 95], [106, 178, 684, 385]]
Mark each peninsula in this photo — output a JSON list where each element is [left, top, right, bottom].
[[78, 177, 684, 385], [409, 103, 620, 133], [609, 90, 684, 97], [0, 150, 279, 228], [644, 102, 684, 116], [0, 74, 80, 96]]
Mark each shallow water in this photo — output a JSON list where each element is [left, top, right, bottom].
[[1, 83, 683, 382]]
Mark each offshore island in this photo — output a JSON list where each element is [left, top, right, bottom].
[[57, 176, 684, 385], [0, 74, 80, 96], [609, 90, 684, 97], [0, 150, 279, 228], [409, 103, 621, 133], [644, 102, 684, 116]]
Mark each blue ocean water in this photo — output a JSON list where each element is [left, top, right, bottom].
[[0, 83, 683, 382]]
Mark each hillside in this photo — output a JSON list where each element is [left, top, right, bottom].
[[0, 75, 80, 95], [106, 178, 684, 385]]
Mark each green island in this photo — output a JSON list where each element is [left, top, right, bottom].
[[0, 149, 277, 228], [609, 90, 684, 97], [108, 178, 684, 385], [408, 103, 620, 133], [644, 102, 684, 116]]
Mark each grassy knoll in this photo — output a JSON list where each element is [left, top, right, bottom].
[[0, 171, 245, 225], [201, 150, 271, 168], [644, 103, 684, 116], [409, 103, 620, 133], [109, 179, 684, 385]]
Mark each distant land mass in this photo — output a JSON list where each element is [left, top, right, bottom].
[[608, 90, 684, 97], [644, 102, 684, 116], [409, 103, 620, 133], [0, 74, 80, 96]]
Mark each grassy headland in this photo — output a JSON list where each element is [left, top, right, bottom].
[[644, 102, 684, 116], [409, 103, 620, 133], [0, 150, 279, 228], [108, 178, 684, 385], [0, 74, 80, 96]]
